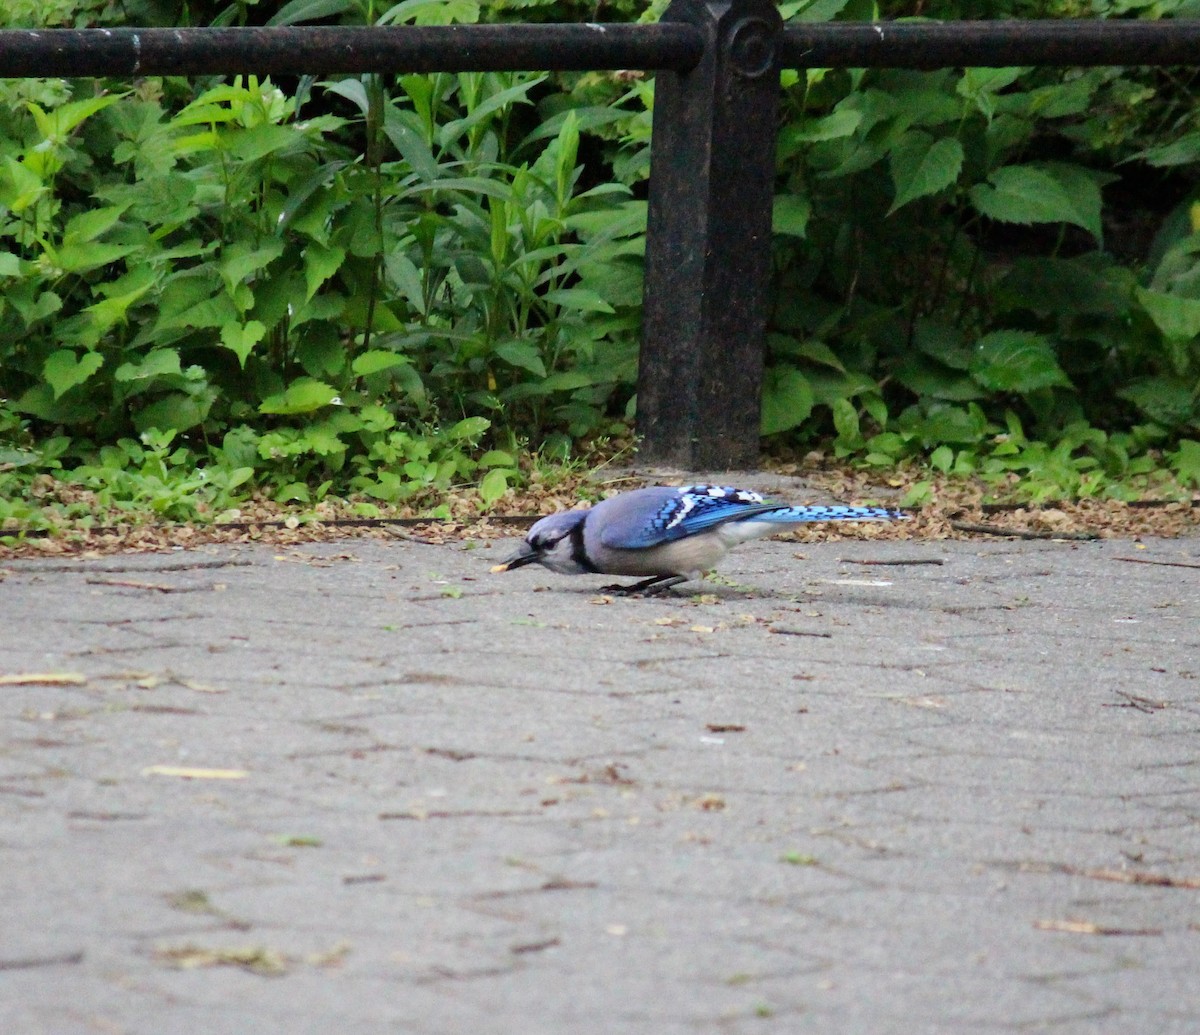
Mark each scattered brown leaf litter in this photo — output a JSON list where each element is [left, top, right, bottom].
[[1, 466, 1195, 560]]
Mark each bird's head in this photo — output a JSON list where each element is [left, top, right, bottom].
[[491, 509, 589, 575]]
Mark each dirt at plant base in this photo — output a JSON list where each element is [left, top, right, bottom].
[[2, 464, 1195, 561]]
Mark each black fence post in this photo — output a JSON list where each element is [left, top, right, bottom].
[[638, 0, 782, 470]]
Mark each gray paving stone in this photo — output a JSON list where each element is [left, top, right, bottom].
[[1, 531, 1198, 1033]]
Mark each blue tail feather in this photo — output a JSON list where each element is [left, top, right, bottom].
[[758, 504, 906, 523]]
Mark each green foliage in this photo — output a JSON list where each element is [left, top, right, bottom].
[[2, 0, 1199, 529], [765, 2, 1200, 486], [0, 0, 645, 520]]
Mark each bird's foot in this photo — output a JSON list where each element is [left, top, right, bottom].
[[600, 575, 688, 596]]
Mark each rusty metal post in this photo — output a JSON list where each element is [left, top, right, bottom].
[[638, 0, 781, 469]]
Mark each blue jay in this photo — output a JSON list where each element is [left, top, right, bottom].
[[492, 484, 907, 594]]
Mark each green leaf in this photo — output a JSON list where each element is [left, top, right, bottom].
[[438, 76, 543, 149], [806, 369, 880, 407], [352, 350, 411, 376], [797, 340, 844, 372], [44, 350, 103, 399], [831, 397, 861, 444], [154, 274, 240, 334], [478, 467, 511, 505], [27, 94, 119, 139], [542, 288, 615, 314], [0, 155, 46, 213], [969, 164, 1102, 240], [378, 0, 480, 25], [1169, 439, 1200, 487], [537, 371, 601, 392], [303, 242, 346, 301], [997, 258, 1127, 318], [9, 288, 61, 327], [134, 390, 215, 434], [448, 416, 491, 441], [1134, 287, 1200, 342], [914, 319, 974, 371], [889, 133, 963, 214], [969, 331, 1072, 393], [930, 445, 954, 472], [493, 340, 547, 378], [220, 239, 286, 291], [0, 251, 20, 277], [761, 367, 814, 436], [268, 0, 357, 24], [63, 204, 131, 245], [220, 320, 267, 368], [136, 391, 218, 434], [226, 124, 304, 164], [901, 404, 989, 447], [84, 266, 157, 335], [259, 378, 339, 415], [115, 349, 183, 383], [385, 252, 427, 315], [53, 241, 138, 274], [772, 195, 811, 239], [276, 159, 348, 234], [895, 356, 985, 401], [382, 107, 439, 183], [793, 0, 853, 21], [1118, 377, 1197, 428], [1041, 162, 1107, 242], [1139, 131, 1200, 169], [553, 110, 581, 204], [957, 67, 1024, 119]]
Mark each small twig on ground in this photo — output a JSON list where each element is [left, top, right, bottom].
[[950, 520, 1099, 541], [15, 559, 251, 574], [1067, 866, 1200, 889], [1114, 556, 1200, 570], [1022, 859, 1200, 890], [0, 950, 85, 970], [1033, 918, 1162, 936], [384, 526, 444, 545], [85, 578, 197, 592], [841, 558, 945, 566], [1104, 689, 1168, 713]]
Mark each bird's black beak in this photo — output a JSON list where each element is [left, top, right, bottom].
[[490, 541, 541, 574]]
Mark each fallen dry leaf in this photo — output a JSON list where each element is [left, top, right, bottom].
[[155, 943, 287, 975], [0, 672, 87, 686], [1033, 918, 1162, 936], [142, 766, 248, 780], [0, 459, 1194, 562], [692, 793, 727, 811]]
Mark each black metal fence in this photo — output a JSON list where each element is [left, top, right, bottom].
[[2, 6, 1198, 468]]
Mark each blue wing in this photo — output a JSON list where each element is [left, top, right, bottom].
[[597, 485, 908, 551], [598, 485, 782, 550]]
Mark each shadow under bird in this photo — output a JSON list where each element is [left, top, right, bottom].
[[492, 484, 909, 594]]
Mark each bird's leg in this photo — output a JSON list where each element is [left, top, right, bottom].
[[600, 574, 689, 596], [638, 575, 689, 596]]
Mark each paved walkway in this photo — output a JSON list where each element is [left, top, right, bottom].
[[1, 527, 1198, 1034]]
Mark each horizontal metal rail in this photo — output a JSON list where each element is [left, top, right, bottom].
[[0, 24, 705, 78], [782, 19, 1200, 69], [1, 19, 1195, 80]]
